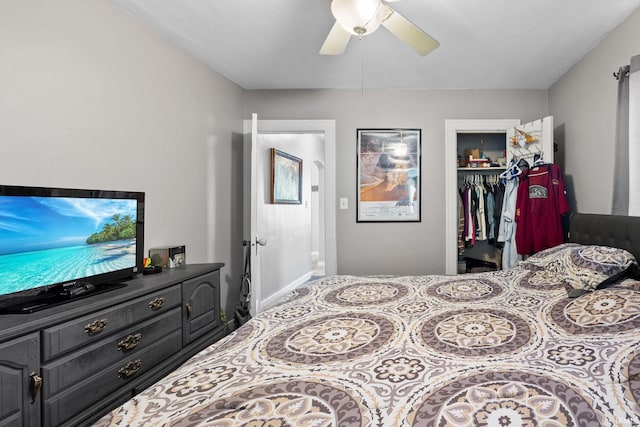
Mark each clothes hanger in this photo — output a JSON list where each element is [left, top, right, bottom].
[[517, 157, 530, 172], [531, 145, 544, 166], [499, 159, 521, 179]]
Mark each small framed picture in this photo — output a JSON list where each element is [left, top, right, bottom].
[[357, 129, 421, 222], [271, 148, 303, 204]]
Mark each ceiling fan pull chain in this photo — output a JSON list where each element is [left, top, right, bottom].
[[361, 52, 365, 96]]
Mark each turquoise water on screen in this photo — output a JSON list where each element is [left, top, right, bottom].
[[0, 239, 135, 295]]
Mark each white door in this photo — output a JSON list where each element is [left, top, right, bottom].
[[244, 114, 263, 316], [444, 116, 554, 275], [243, 117, 337, 315]]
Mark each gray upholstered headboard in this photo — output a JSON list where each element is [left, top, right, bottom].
[[569, 213, 640, 262]]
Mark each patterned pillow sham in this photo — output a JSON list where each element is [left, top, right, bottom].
[[518, 243, 637, 292]]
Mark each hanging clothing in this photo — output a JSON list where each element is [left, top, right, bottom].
[[493, 182, 505, 247], [466, 185, 477, 246], [486, 188, 496, 243], [458, 175, 504, 255], [467, 183, 476, 242], [515, 163, 569, 255], [497, 177, 520, 269], [457, 190, 465, 255], [475, 183, 487, 241]]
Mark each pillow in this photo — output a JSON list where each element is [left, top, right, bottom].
[[518, 243, 637, 293]]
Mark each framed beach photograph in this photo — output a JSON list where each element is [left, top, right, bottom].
[[357, 129, 421, 222], [270, 148, 303, 204]]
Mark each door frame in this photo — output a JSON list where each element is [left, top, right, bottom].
[[255, 119, 337, 276], [444, 119, 520, 275], [445, 117, 554, 275], [243, 118, 337, 313]]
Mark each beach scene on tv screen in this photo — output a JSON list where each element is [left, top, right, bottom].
[[0, 195, 137, 296]]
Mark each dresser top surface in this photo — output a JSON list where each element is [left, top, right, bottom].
[[0, 263, 224, 343]]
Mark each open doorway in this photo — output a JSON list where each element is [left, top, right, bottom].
[[243, 118, 336, 314]]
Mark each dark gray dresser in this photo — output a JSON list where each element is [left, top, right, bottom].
[[0, 263, 227, 427]]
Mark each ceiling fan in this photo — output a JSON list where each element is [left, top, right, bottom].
[[319, 0, 440, 56]]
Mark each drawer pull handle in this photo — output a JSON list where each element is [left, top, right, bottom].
[[84, 318, 108, 335], [117, 359, 142, 379], [117, 333, 142, 352], [29, 372, 42, 404], [148, 297, 165, 310], [186, 303, 192, 319]]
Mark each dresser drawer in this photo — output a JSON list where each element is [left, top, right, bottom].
[[42, 307, 181, 397], [43, 329, 182, 427], [42, 285, 181, 360]]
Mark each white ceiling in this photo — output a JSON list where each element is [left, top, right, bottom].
[[112, 0, 640, 90]]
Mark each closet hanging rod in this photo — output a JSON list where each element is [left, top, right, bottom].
[[613, 69, 630, 80]]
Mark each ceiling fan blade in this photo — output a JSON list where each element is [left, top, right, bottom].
[[320, 21, 352, 55], [382, 7, 439, 56]]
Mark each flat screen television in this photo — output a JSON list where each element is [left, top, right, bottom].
[[0, 185, 145, 313]]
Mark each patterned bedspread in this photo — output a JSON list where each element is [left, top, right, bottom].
[[95, 244, 640, 426]]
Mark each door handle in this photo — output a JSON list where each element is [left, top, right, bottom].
[[253, 236, 266, 255], [30, 372, 42, 404], [244, 237, 267, 255], [243, 238, 266, 247]]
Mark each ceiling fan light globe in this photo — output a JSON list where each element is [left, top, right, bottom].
[[331, 0, 382, 36]]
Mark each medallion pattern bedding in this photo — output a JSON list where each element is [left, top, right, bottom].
[[95, 243, 640, 426]]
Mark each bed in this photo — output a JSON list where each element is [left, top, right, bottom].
[[95, 213, 640, 426]]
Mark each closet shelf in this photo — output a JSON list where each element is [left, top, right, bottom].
[[458, 167, 506, 171]]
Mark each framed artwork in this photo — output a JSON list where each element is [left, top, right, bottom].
[[357, 129, 421, 222], [271, 148, 303, 204]]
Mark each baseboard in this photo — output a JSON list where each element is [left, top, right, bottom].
[[260, 271, 313, 311]]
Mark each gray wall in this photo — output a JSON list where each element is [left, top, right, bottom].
[[244, 89, 548, 274], [0, 0, 245, 316], [549, 8, 640, 214], [4, 0, 637, 295]]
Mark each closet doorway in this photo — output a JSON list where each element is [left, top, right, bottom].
[[444, 118, 554, 275]]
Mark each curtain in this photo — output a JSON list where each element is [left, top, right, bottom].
[[612, 55, 640, 216], [612, 64, 630, 215], [629, 55, 640, 216]]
